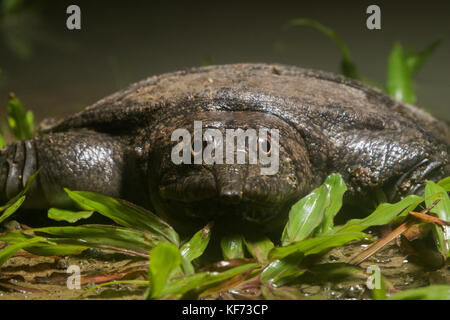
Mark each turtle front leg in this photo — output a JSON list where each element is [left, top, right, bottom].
[[0, 130, 144, 209], [331, 129, 449, 203]]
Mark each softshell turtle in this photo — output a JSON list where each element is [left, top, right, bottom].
[[0, 64, 449, 232]]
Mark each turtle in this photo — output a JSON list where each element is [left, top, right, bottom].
[[0, 63, 448, 233]]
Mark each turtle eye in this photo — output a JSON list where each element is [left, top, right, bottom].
[[259, 137, 271, 155]]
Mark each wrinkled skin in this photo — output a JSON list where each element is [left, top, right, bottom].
[[0, 64, 448, 232]]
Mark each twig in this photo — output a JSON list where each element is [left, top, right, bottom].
[[348, 199, 442, 265]]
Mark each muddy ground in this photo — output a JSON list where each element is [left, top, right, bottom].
[[1, 233, 448, 300]]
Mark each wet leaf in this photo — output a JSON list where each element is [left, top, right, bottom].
[[315, 173, 347, 235], [336, 195, 423, 233], [220, 233, 244, 260], [0, 195, 25, 224], [386, 42, 415, 104], [260, 252, 305, 286], [0, 231, 34, 243], [281, 184, 329, 245], [244, 233, 274, 263], [180, 222, 212, 263], [408, 209, 450, 227], [0, 231, 88, 256], [25, 242, 88, 256], [284, 18, 360, 80], [271, 232, 366, 260], [147, 243, 181, 299], [199, 271, 253, 297], [0, 237, 45, 267], [64, 189, 179, 246], [305, 262, 367, 283], [199, 258, 256, 273], [7, 93, 34, 140], [32, 225, 158, 256], [306, 262, 365, 281], [425, 181, 450, 258], [388, 285, 450, 300], [160, 263, 258, 298], [181, 256, 195, 276], [48, 208, 94, 223], [438, 177, 450, 192]]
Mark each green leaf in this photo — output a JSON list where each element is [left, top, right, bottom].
[[388, 285, 450, 300], [0, 231, 34, 243], [64, 189, 179, 246], [24, 242, 89, 256], [0, 232, 88, 256], [336, 195, 424, 233], [372, 275, 387, 300], [180, 222, 212, 262], [284, 18, 360, 80], [270, 232, 367, 260], [220, 233, 244, 260], [315, 173, 347, 235], [0, 195, 25, 224], [181, 255, 195, 276], [425, 181, 450, 258], [260, 252, 305, 286], [147, 243, 182, 299], [386, 42, 416, 104], [306, 262, 365, 281], [281, 184, 329, 245], [406, 39, 442, 77], [161, 263, 258, 298], [7, 94, 34, 140], [438, 177, 450, 192], [0, 237, 45, 267], [48, 208, 94, 223], [244, 233, 274, 263], [0, 134, 5, 148], [32, 225, 158, 255], [0, 168, 40, 212]]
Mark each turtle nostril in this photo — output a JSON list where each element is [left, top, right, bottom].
[[219, 187, 243, 204]]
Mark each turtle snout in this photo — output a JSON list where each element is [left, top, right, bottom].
[[214, 164, 246, 204], [218, 184, 243, 204]]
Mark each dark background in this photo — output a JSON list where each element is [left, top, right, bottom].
[[0, 0, 449, 129]]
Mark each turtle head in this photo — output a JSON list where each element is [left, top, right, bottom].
[[149, 111, 313, 231]]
